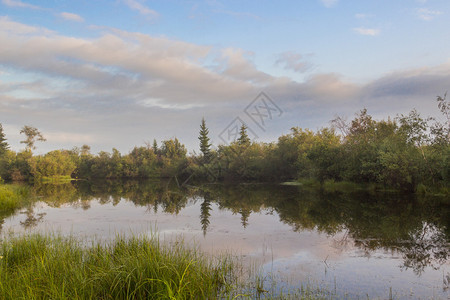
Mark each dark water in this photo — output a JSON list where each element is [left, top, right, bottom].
[[1, 180, 449, 299]]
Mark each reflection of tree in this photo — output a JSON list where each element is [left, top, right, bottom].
[[11, 179, 448, 275], [20, 207, 46, 229], [74, 179, 191, 214], [239, 208, 250, 228], [343, 194, 450, 275], [33, 182, 79, 207], [400, 222, 448, 275], [196, 184, 449, 274], [200, 197, 212, 236]]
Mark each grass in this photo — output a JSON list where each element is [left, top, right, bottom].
[[40, 175, 74, 183], [0, 233, 240, 299], [0, 233, 342, 300], [0, 184, 30, 212], [322, 179, 366, 193]]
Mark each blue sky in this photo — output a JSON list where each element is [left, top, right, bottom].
[[1, 0, 449, 154]]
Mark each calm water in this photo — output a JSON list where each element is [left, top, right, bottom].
[[1, 180, 449, 299]]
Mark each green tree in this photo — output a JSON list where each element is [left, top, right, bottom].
[[237, 125, 250, 146], [80, 144, 91, 156], [198, 118, 212, 162], [29, 150, 77, 180], [0, 123, 9, 156], [160, 138, 188, 178], [20, 125, 46, 151], [152, 139, 159, 155]]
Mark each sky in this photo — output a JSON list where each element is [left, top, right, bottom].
[[1, 0, 449, 154]]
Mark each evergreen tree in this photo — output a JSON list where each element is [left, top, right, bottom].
[[198, 118, 211, 161], [152, 139, 159, 154], [0, 123, 9, 155], [237, 124, 250, 146]]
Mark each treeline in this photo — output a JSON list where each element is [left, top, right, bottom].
[[0, 95, 448, 192], [0, 138, 189, 181]]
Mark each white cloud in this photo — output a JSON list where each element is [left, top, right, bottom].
[[212, 9, 260, 20], [123, 0, 159, 19], [416, 8, 442, 21], [355, 13, 374, 19], [1, 17, 449, 153], [0, 16, 53, 35], [275, 52, 312, 73], [353, 27, 380, 36], [45, 132, 95, 144], [60, 12, 84, 23], [320, 0, 338, 8], [1, 0, 39, 9]]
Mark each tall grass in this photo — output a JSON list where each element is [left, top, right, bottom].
[[0, 184, 30, 212], [0, 234, 240, 299]]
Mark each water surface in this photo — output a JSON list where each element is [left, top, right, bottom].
[[1, 180, 449, 299]]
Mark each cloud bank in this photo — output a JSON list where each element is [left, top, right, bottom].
[[0, 17, 449, 153]]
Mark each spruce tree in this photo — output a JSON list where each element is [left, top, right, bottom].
[[152, 139, 159, 154], [0, 123, 9, 155], [198, 118, 211, 161], [237, 124, 250, 146]]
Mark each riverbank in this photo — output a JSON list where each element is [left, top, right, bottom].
[[0, 234, 240, 299], [0, 184, 30, 213], [0, 233, 339, 299]]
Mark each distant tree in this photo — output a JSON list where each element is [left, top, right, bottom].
[[237, 125, 250, 146], [431, 93, 450, 145], [152, 139, 159, 155], [29, 150, 77, 179], [81, 144, 91, 156], [20, 125, 46, 151], [161, 138, 187, 159], [0, 123, 9, 155], [198, 118, 212, 161]]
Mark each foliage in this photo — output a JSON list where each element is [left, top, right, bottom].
[[19, 125, 46, 151], [29, 150, 77, 180], [0, 95, 448, 191], [198, 118, 212, 162], [0, 123, 9, 156], [0, 184, 30, 213]]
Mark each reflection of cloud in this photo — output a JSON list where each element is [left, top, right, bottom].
[[353, 27, 380, 36], [60, 12, 84, 23], [416, 8, 442, 21]]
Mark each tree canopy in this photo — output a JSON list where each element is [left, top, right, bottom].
[[20, 126, 46, 151]]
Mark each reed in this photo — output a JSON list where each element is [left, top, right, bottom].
[[0, 184, 30, 212], [0, 233, 242, 299]]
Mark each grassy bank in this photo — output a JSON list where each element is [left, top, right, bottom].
[[0, 234, 340, 299], [0, 234, 239, 299], [0, 184, 30, 213]]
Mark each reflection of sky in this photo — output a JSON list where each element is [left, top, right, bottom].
[[2, 199, 448, 299]]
